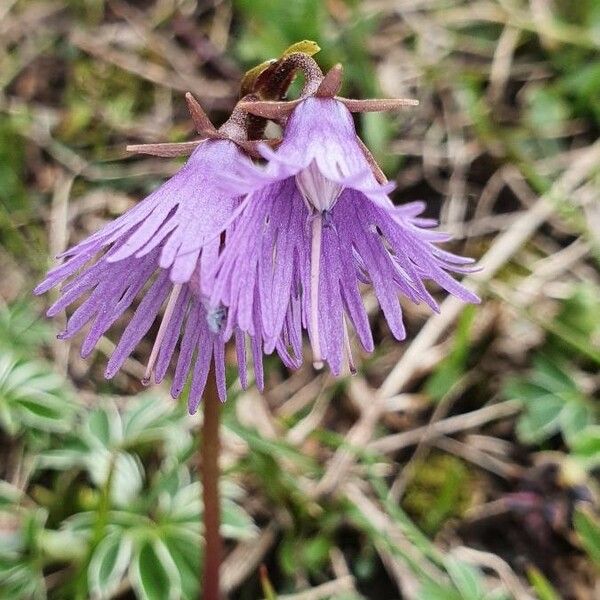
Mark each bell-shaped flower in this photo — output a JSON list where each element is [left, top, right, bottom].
[[34, 97, 268, 411], [211, 67, 479, 374]]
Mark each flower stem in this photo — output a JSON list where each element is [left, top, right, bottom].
[[201, 362, 222, 600]]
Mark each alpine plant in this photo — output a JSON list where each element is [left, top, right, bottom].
[[36, 53, 479, 405], [34, 97, 278, 412], [210, 63, 479, 375]]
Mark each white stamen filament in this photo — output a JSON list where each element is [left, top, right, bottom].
[[296, 160, 342, 213], [310, 215, 324, 370], [143, 283, 182, 385], [342, 315, 356, 375]]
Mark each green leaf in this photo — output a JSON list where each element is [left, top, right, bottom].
[[163, 534, 200, 599], [220, 497, 258, 540], [89, 534, 133, 599], [112, 453, 144, 507], [554, 283, 600, 344], [0, 557, 46, 600], [0, 354, 75, 435], [444, 556, 485, 600], [131, 539, 182, 600], [530, 356, 577, 393], [515, 394, 564, 444], [560, 401, 594, 446], [0, 301, 52, 354], [426, 306, 476, 401], [87, 402, 123, 447], [526, 566, 561, 600], [37, 437, 92, 470], [418, 580, 462, 600], [573, 507, 600, 566], [122, 394, 180, 446], [505, 355, 595, 447], [39, 529, 86, 562], [570, 426, 600, 464], [525, 87, 570, 133], [302, 535, 331, 574], [159, 480, 201, 525], [281, 40, 320, 57]]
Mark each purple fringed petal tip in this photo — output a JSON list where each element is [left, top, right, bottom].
[[37, 139, 249, 298]]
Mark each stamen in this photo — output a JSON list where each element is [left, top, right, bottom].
[[143, 284, 182, 385], [310, 215, 324, 370], [342, 316, 356, 375], [296, 161, 343, 213]]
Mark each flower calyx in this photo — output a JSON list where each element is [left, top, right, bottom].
[[126, 93, 280, 159], [236, 60, 419, 120]]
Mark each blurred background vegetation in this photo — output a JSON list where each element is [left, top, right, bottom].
[[1, 0, 599, 598]]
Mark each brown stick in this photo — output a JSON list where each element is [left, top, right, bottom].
[[202, 363, 222, 600]]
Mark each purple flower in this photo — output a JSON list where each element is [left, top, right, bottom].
[[211, 96, 480, 374], [34, 138, 262, 412]]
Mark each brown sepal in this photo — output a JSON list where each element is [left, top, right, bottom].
[[315, 64, 343, 98], [126, 141, 203, 157], [185, 92, 217, 134], [338, 97, 419, 112], [356, 137, 387, 184]]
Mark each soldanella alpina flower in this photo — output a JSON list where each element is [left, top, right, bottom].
[[211, 63, 480, 374], [34, 95, 272, 411]]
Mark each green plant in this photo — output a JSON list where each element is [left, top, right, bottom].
[[505, 355, 596, 450], [0, 352, 76, 437]]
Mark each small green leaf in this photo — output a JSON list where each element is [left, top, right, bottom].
[[281, 40, 321, 57], [505, 355, 594, 447], [0, 354, 75, 435], [515, 394, 564, 444], [444, 556, 485, 600], [425, 306, 476, 401], [87, 402, 123, 447], [560, 401, 594, 446], [39, 529, 86, 562], [418, 580, 462, 600], [574, 507, 600, 566], [0, 301, 52, 354], [570, 426, 600, 462], [220, 497, 258, 540], [260, 565, 278, 600], [163, 534, 200, 599], [122, 394, 180, 446], [89, 534, 133, 599], [525, 87, 570, 133], [302, 535, 331, 573], [526, 566, 561, 600], [110, 452, 144, 507], [131, 539, 181, 600]]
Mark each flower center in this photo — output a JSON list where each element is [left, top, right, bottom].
[[295, 160, 342, 213]]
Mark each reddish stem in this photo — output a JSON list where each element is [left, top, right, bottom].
[[201, 363, 222, 600]]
